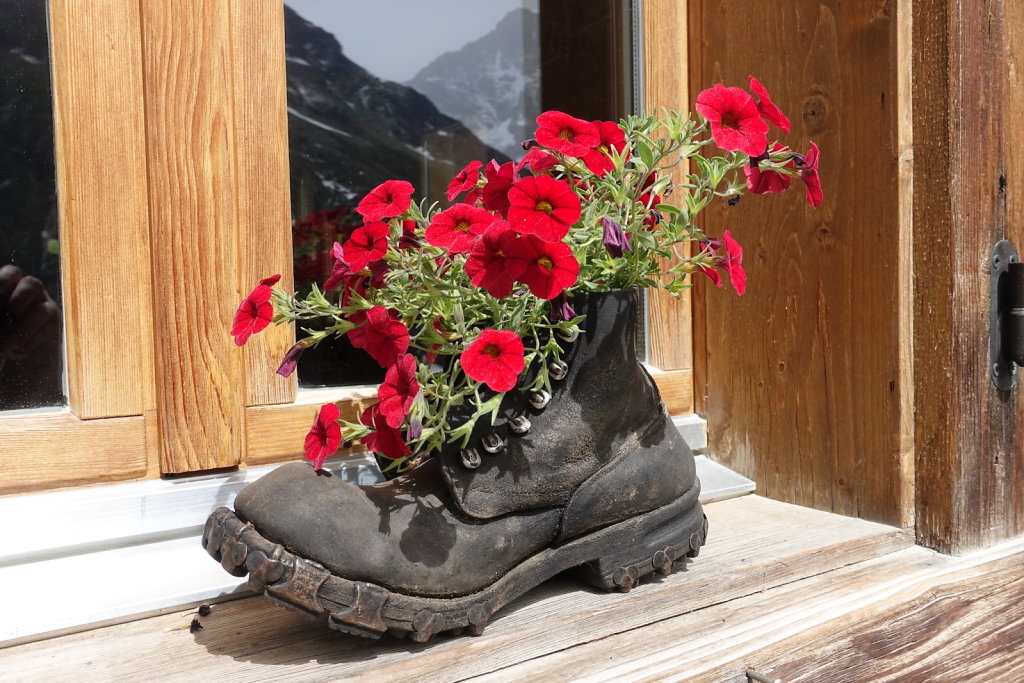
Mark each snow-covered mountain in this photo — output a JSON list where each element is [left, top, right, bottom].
[[406, 7, 540, 159], [284, 5, 506, 214]]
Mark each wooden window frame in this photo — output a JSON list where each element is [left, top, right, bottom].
[[0, 0, 695, 496]]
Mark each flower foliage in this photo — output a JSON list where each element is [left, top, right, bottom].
[[239, 77, 822, 471]]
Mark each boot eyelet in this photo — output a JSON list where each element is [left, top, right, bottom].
[[460, 448, 482, 469], [528, 390, 551, 410], [548, 360, 568, 380], [481, 432, 505, 454], [556, 328, 579, 343], [508, 415, 531, 434]]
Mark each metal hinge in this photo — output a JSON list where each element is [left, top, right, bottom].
[[990, 239, 1024, 390]]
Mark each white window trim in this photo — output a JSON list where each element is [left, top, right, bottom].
[[1, 414, 751, 647]]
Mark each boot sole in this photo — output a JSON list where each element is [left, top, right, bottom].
[[201, 484, 706, 642]]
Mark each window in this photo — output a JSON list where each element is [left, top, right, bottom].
[[0, 0, 692, 495]]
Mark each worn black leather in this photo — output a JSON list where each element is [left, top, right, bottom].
[[234, 288, 699, 598]]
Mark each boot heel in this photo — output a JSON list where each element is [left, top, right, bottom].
[[572, 499, 708, 592]]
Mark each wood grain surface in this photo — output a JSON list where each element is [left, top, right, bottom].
[[228, 0, 297, 408], [912, 0, 1024, 553], [0, 412, 146, 495], [49, 0, 153, 420], [693, 1, 914, 528], [643, 0, 695, 380], [140, 1, 245, 474]]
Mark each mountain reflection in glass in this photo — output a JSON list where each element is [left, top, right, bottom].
[[0, 0, 64, 411], [284, 0, 632, 388]]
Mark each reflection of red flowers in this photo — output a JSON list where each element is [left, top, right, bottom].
[[356, 179, 414, 221], [360, 404, 411, 460], [460, 329, 525, 392], [342, 221, 390, 271], [748, 76, 791, 134], [231, 274, 281, 346], [535, 111, 600, 157], [582, 120, 627, 176], [447, 160, 483, 201], [304, 403, 341, 470], [745, 143, 793, 195], [507, 175, 581, 242], [347, 306, 409, 367], [798, 141, 823, 208], [480, 160, 520, 217], [425, 203, 497, 253], [377, 353, 419, 428], [465, 221, 526, 298], [695, 83, 769, 156], [509, 234, 579, 299], [721, 230, 746, 296]]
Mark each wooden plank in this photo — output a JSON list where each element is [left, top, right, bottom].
[[0, 495, 911, 679], [49, 0, 152, 420], [227, 0, 296, 408], [491, 538, 1024, 682], [649, 368, 694, 415], [140, 1, 243, 473], [696, 543, 1024, 682], [643, 0, 694, 373], [695, 1, 913, 528], [0, 412, 146, 495], [912, 0, 1024, 552], [243, 388, 376, 465]]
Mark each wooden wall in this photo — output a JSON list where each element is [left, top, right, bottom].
[[912, 0, 1024, 553], [691, 1, 915, 529], [694, 0, 1024, 553]]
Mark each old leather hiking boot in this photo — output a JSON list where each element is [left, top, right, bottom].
[[203, 288, 707, 641]]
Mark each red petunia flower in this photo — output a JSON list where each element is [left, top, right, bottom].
[[377, 353, 419, 428], [231, 274, 281, 346], [748, 76, 791, 134], [521, 147, 559, 174], [398, 219, 420, 250], [347, 306, 409, 367], [465, 221, 527, 298], [582, 120, 628, 176], [721, 230, 746, 296], [360, 404, 411, 460], [695, 83, 769, 156], [342, 221, 390, 272], [460, 329, 525, 392], [508, 233, 579, 300], [356, 179, 414, 221], [798, 141, 823, 208], [535, 111, 600, 157], [425, 203, 498, 253], [480, 160, 521, 217], [447, 160, 484, 201], [745, 143, 793, 195], [304, 403, 341, 470], [507, 175, 581, 242]]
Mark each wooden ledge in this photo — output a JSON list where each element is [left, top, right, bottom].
[[0, 495, 916, 680]]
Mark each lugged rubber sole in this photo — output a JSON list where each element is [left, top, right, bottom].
[[201, 486, 706, 642]]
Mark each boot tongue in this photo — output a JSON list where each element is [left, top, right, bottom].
[[438, 288, 661, 520]]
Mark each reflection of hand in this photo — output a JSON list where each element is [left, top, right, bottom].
[[0, 265, 61, 362]]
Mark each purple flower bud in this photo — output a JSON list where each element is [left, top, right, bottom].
[[549, 291, 577, 323], [601, 216, 632, 258], [275, 341, 309, 377], [405, 415, 423, 441]]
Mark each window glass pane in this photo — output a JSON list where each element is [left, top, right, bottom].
[[0, 0, 64, 411], [285, 0, 633, 388]]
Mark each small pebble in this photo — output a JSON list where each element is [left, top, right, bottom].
[[197, 604, 211, 617]]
